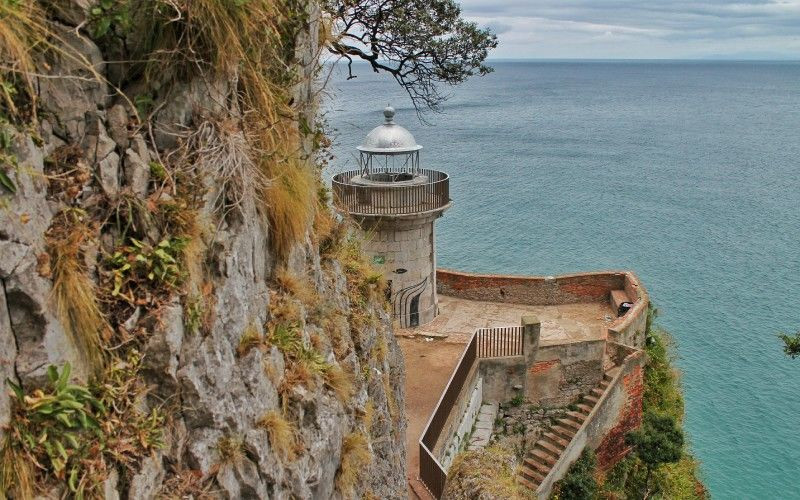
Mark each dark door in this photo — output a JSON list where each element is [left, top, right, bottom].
[[409, 294, 420, 327]]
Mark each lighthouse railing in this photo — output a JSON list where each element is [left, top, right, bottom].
[[331, 168, 450, 216]]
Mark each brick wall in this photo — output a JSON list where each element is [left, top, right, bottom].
[[436, 269, 627, 305], [595, 363, 644, 469]]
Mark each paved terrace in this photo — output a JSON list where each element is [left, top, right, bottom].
[[398, 294, 616, 345]]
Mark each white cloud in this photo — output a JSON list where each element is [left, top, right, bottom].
[[458, 0, 800, 58]]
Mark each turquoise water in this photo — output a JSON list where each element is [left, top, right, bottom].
[[326, 60, 800, 499]]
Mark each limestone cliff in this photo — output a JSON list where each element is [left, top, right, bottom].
[[0, 1, 406, 498]]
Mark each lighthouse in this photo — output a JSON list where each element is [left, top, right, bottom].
[[332, 106, 451, 327]]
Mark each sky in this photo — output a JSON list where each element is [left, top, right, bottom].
[[459, 0, 800, 59]]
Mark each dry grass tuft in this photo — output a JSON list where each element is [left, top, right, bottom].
[[177, 118, 265, 219], [256, 410, 297, 461], [155, 467, 217, 500], [362, 400, 375, 432], [269, 291, 303, 327], [0, 0, 44, 119], [274, 266, 316, 305], [444, 445, 527, 499], [280, 362, 316, 402], [323, 364, 353, 402], [47, 210, 107, 374], [372, 337, 387, 365], [237, 324, 263, 357], [264, 159, 315, 260], [0, 437, 34, 500], [336, 432, 372, 496], [216, 434, 245, 465]]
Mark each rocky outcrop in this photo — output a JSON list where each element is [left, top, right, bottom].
[[0, 2, 406, 498]]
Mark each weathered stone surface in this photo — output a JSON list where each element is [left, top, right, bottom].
[[37, 23, 108, 141], [3, 251, 87, 386], [127, 453, 165, 499], [42, 0, 96, 25], [153, 78, 231, 150], [142, 302, 184, 398], [123, 147, 150, 195], [106, 104, 130, 149], [0, 283, 18, 435]]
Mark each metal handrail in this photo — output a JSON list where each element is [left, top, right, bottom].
[[331, 168, 450, 216]]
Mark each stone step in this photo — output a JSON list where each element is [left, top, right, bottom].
[[478, 402, 499, 417], [520, 465, 546, 484], [529, 448, 558, 466], [542, 431, 569, 449], [605, 367, 621, 380], [538, 440, 563, 458], [551, 424, 576, 441], [561, 417, 582, 431], [590, 387, 605, 398], [576, 403, 594, 414], [565, 411, 587, 424], [583, 394, 599, 405], [525, 456, 551, 474], [517, 475, 538, 491]]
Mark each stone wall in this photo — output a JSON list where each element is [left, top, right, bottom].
[[436, 269, 627, 305], [595, 343, 645, 469], [479, 357, 526, 404], [607, 275, 649, 348], [360, 214, 440, 326], [440, 376, 483, 470], [535, 345, 645, 498], [528, 340, 607, 407], [432, 364, 481, 460]]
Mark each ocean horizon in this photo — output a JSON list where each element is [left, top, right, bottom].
[[326, 59, 800, 499]]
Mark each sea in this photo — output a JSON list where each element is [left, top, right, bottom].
[[324, 60, 800, 499]]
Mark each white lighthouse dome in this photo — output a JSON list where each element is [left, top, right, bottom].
[[357, 106, 423, 154]]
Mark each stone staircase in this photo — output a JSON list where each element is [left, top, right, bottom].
[[518, 367, 620, 492]]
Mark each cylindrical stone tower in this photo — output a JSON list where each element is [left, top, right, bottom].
[[332, 106, 451, 328]]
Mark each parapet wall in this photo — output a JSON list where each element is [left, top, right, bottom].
[[436, 269, 649, 349], [437, 269, 626, 305]]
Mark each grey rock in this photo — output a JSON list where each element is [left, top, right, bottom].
[[124, 147, 150, 196], [37, 23, 107, 142], [97, 151, 120, 196], [142, 303, 184, 399], [102, 468, 120, 500], [127, 453, 165, 499], [4, 251, 87, 386], [43, 0, 96, 25], [107, 104, 130, 149], [0, 283, 18, 439]]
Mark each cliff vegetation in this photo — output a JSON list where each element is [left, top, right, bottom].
[[0, 0, 406, 498]]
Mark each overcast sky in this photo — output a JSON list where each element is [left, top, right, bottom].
[[460, 0, 800, 59]]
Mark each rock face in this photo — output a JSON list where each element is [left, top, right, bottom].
[[0, 2, 406, 498]]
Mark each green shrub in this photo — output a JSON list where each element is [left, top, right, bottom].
[[1, 364, 105, 497], [553, 449, 598, 500]]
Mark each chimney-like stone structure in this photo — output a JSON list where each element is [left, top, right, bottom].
[[522, 315, 541, 401]]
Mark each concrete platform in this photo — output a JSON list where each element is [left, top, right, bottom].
[[399, 294, 616, 345]]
